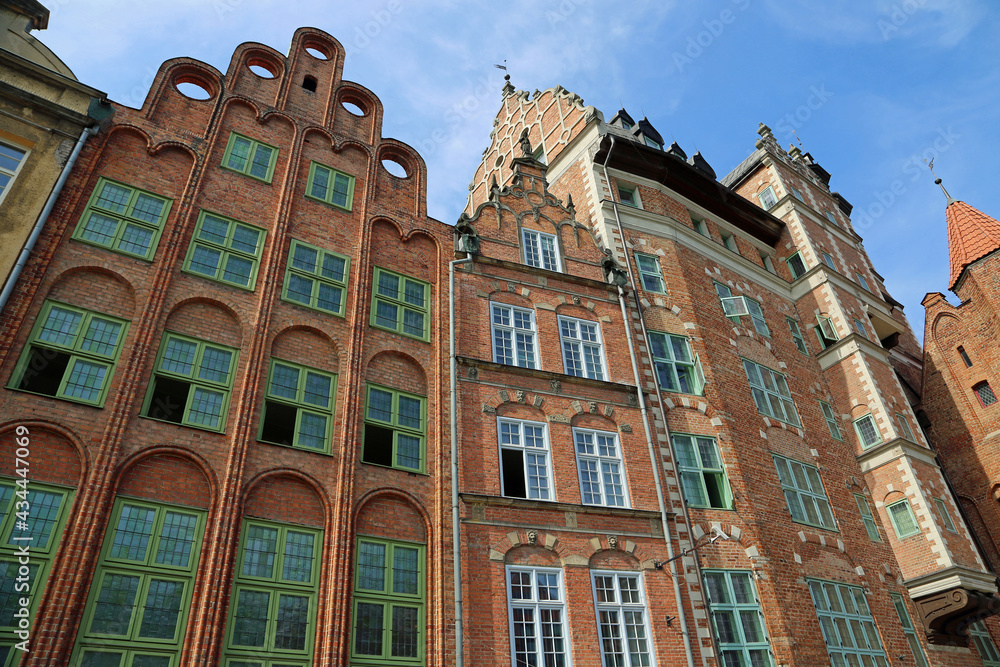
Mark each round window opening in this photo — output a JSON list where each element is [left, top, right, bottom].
[[175, 79, 212, 100], [248, 62, 276, 79], [494, 156, 504, 168], [305, 45, 330, 60], [342, 100, 366, 116], [382, 159, 408, 179]]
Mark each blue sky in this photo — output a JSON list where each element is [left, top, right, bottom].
[[37, 0, 1000, 340]]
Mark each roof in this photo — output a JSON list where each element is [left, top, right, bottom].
[[721, 148, 765, 188], [948, 199, 1000, 289]]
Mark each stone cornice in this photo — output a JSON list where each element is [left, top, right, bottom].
[[856, 436, 938, 473]]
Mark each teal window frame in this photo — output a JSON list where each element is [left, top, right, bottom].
[[822, 252, 836, 270], [8, 300, 129, 407], [855, 493, 881, 542], [0, 478, 74, 664], [887, 498, 920, 539], [856, 273, 870, 291], [970, 620, 1000, 666], [371, 267, 430, 341], [787, 317, 808, 354], [820, 401, 843, 441], [703, 570, 774, 667], [223, 519, 322, 665], [853, 414, 882, 449], [743, 359, 800, 426], [183, 210, 266, 291], [807, 580, 889, 667], [351, 537, 425, 664], [649, 332, 704, 396], [591, 571, 653, 667], [815, 315, 838, 349], [933, 497, 957, 533], [896, 413, 915, 441], [306, 161, 355, 211], [634, 253, 665, 293], [617, 184, 638, 207], [773, 455, 836, 530], [890, 593, 929, 667], [281, 239, 350, 316], [362, 384, 426, 473], [258, 358, 337, 453], [786, 252, 806, 279], [72, 497, 206, 667], [141, 332, 239, 433], [853, 318, 869, 339], [71, 177, 172, 260], [673, 433, 731, 509], [713, 283, 769, 336], [222, 132, 278, 183]]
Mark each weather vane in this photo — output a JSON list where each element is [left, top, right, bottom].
[[925, 158, 954, 201]]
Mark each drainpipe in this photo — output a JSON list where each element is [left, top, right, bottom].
[[449, 253, 474, 667], [601, 135, 697, 667], [0, 125, 95, 313]]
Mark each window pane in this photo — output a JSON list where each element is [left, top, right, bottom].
[[310, 166, 329, 200], [274, 594, 309, 650], [161, 338, 197, 376], [138, 578, 184, 639], [392, 547, 419, 595], [81, 318, 123, 357], [117, 224, 154, 255], [223, 255, 254, 286], [39, 306, 82, 346], [232, 589, 270, 647], [391, 606, 419, 657], [242, 525, 278, 578], [90, 573, 141, 635], [281, 531, 315, 583], [398, 396, 421, 429], [155, 511, 198, 567], [367, 389, 393, 423], [95, 182, 131, 213], [354, 602, 384, 655], [358, 542, 386, 591], [188, 387, 224, 428], [110, 505, 156, 561], [63, 360, 108, 401], [270, 364, 300, 399], [81, 212, 119, 245]]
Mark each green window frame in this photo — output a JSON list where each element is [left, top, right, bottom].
[[617, 184, 638, 207], [890, 593, 929, 667], [933, 497, 957, 533], [672, 434, 731, 509], [853, 414, 882, 449], [786, 252, 806, 279], [635, 253, 665, 293], [9, 300, 129, 407], [773, 455, 836, 530], [352, 537, 425, 664], [258, 358, 337, 453], [141, 332, 239, 432], [807, 580, 889, 667], [223, 519, 322, 666], [787, 317, 808, 354], [713, 283, 768, 336], [887, 499, 920, 539], [371, 267, 429, 341], [855, 494, 881, 542], [0, 478, 74, 665], [306, 161, 355, 210], [743, 359, 800, 426], [222, 132, 278, 183], [183, 211, 266, 290], [815, 315, 839, 350], [72, 177, 172, 260], [362, 384, 426, 473], [649, 332, 704, 396], [703, 570, 773, 667], [896, 413, 914, 441], [281, 239, 350, 316], [72, 498, 206, 667], [820, 401, 843, 441], [970, 620, 1000, 666]]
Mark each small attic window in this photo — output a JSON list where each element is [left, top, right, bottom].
[[621, 119, 633, 130], [644, 135, 662, 150], [302, 76, 317, 92]]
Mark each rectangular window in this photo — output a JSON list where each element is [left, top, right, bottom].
[[787, 318, 808, 355], [362, 385, 425, 472], [0, 141, 27, 205], [635, 253, 665, 293], [822, 252, 836, 270], [974, 382, 998, 408], [692, 216, 708, 236], [574, 428, 628, 507], [744, 360, 800, 426], [808, 580, 889, 667], [933, 497, 957, 533], [854, 414, 882, 449], [142, 333, 238, 432], [558, 316, 605, 380], [757, 186, 777, 209], [791, 188, 804, 201], [506, 567, 567, 667], [643, 136, 661, 149], [722, 233, 739, 253], [703, 570, 773, 667], [896, 413, 914, 441], [958, 346, 973, 367], [855, 494, 881, 542], [521, 229, 560, 271], [745, 298, 769, 337], [760, 251, 777, 274], [856, 273, 870, 291], [9, 300, 129, 407], [72, 177, 172, 260], [532, 146, 547, 164], [72, 498, 205, 666], [820, 401, 843, 441], [618, 185, 638, 207], [853, 318, 869, 340], [773, 455, 836, 530], [498, 418, 552, 500], [306, 161, 354, 210], [258, 359, 337, 453], [224, 520, 322, 665], [371, 267, 429, 341], [825, 210, 839, 226], [649, 332, 704, 395], [673, 434, 730, 509], [352, 537, 425, 664], [887, 499, 920, 538], [222, 132, 278, 182], [786, 252, 806, 279], [591, 571, 653, 667], [491, 303, 537, 369], [815, 315, 838, 350], [713, 283, 768, 336], [183, 211, 265, 290], [970, 621, 1000, 667], [281, 239, 349, 316]]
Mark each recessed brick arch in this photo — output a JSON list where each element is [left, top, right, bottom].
[[691, 521, 762, 565], [0, 421, 86, 488], [355, 489, 428, 544], [163, 298, 243, 349], [735, 334, 783, 370], [365, 350, 426, 395], [489, 530, 583, 566], [662, 399, 721, 422], [642, 305, 689, 336], [116, 449, 214, 510], [270, 325, 340, 375], [47, 266, 136, 320], [244, 469, 327, 528], [585, 538, 655, 569]]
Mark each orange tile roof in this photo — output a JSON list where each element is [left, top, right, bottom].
[[948, 199, 1000, 289]]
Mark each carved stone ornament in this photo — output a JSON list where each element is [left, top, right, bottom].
[[607, 535, 619, 549], [628, 392, 639, 407], [468, 367, 478, 380], [550, 379, 562, 393], [572, 295, 581, 305], [516, 390, 526, 403], [915, 586, 1000, 645], [527, 530, 538, 545]]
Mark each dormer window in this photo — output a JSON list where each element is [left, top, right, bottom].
[[643, 136, 661, 150], [621, 120, 633, 130], [522, 229, 560, 271]]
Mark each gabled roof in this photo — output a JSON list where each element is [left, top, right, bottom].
[[948, 199, 1000, 289]]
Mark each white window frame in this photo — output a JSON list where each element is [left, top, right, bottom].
[[558, 316, 606, 380], [635, 253, 665, 293], [0, 140, 29, 207], [896, 412, 914, 441], [853, 414, 882, 449], [497, 417, 553, 500], [743, 359, 801, 426], [521, 228, 560, 272], [933, 497, 957, 533], [757, 186, 777, 210], [490, 303, 537, 369], [591, 571, 655, 667], [506, 566, 569, 667], [648, 332, 705, 396], [574, 428, 629, 508]]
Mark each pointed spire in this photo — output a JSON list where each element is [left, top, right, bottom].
[[946, 199, 1000, 289], [926, 159, 957, 205]]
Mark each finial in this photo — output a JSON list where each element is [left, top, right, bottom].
[[495, 61, 514, 96], [925, 158, 956, 204]]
